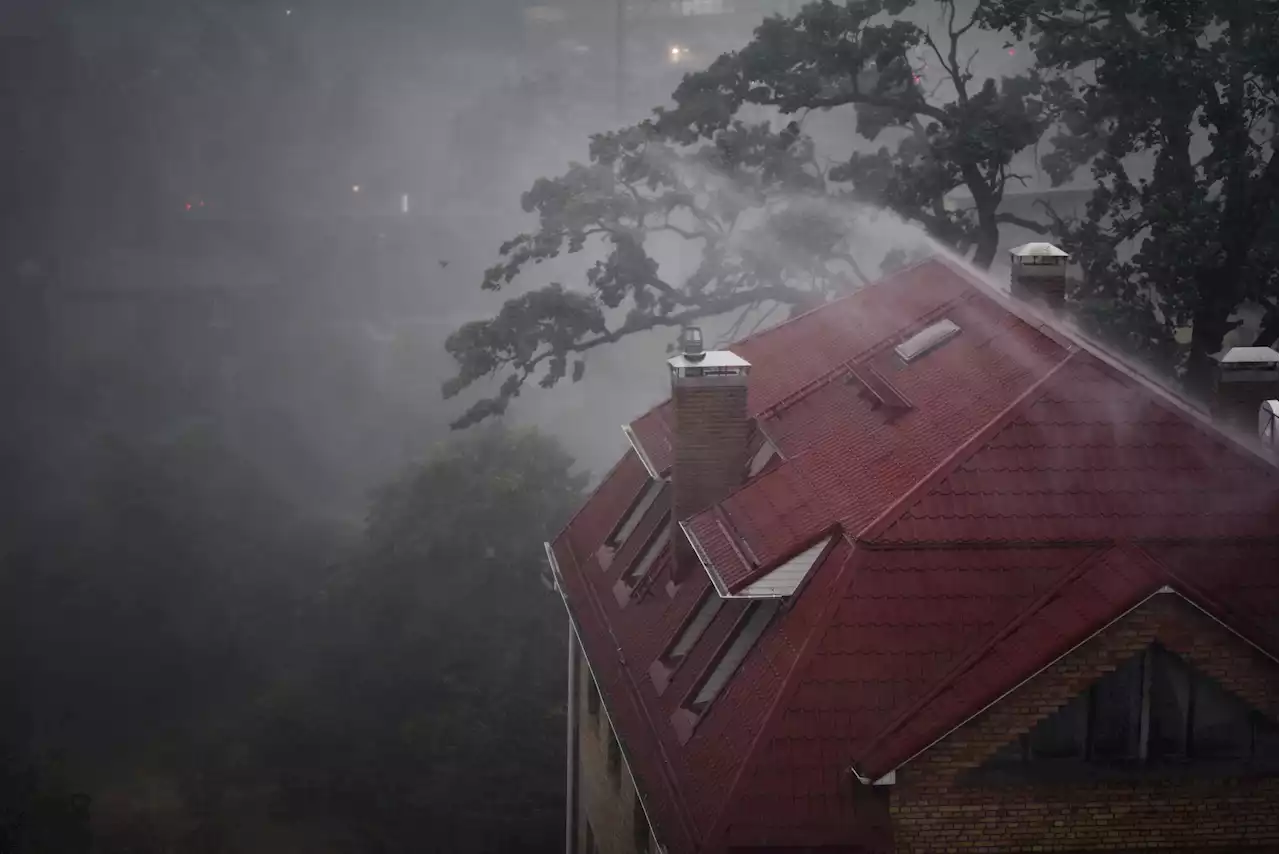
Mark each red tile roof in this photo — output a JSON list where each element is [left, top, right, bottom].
[[548, 255, 1278, 854]]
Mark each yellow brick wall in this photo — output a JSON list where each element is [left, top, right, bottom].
[[576, 648, 652, 854], [890, 594, 1278, 853]]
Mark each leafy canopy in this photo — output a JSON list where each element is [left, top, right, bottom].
[[981, 0, 1278, 386], [443, 0, 1059, 428]]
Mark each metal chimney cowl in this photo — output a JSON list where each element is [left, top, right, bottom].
[[1212, 346, 1280, 437], [1009, 242, 1070, 308]]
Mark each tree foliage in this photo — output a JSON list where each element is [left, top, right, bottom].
[[981, 0, 1278, 388], [253, 424, 586, 852], [443, 0, 1061, 427]]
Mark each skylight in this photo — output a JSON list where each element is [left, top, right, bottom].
[[688, 600, 780, 713], [608, 478, 664, 550], [623, 523, 671, 586], [895, 318, 961, 363], [664, 591, 724, 663]]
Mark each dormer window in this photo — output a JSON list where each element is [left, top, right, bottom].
[[649, 590, 725, 694], [613, 518, 671, 606], [673, 599, 781, 738], [599, 478, 665, 570]]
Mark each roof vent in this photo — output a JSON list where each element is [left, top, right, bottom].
[[1213, 346, 1279, 433], [1009, 242, 1070, 308], [1259, 400, 1278, 455], [895, 318, 961, 363], [679, 327, 706, 363]]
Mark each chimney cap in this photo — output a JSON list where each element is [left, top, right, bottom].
[[1219, 346, 1280, 367], [1009, 242, 1069, 258], [668, 350, 751, 370]]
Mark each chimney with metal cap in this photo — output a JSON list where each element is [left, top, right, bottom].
[[669, 327, 752, 584], [1009, 242, 1070, 308], [1212, 346, 1280, 434]]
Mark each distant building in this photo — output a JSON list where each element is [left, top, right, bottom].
[[546, 249, 1278, 853]]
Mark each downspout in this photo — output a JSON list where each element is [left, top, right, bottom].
[[566, 619, 580, 854]]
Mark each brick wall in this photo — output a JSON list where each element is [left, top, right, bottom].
[[576, 645, 653, 854], [891, 593, 1278, 853], [671, 381, 750, 582]]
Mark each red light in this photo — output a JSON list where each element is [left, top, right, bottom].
[[913, 75, 921, 83], [185, 203, 192, 211], [1008, 48, 1016, 55]]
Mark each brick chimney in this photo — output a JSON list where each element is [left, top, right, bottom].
[[1009, 242, 1070, 308], [668, 327, 752, 584], [1211, 346, 1280, 435]]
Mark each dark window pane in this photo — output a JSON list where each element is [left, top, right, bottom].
[[1090, 652, 1143, 760], [989, 735, 1027, 765], [1148, 647, 1190, 759], [1191, 675, 1252, 760], [1252, 714, 1278, 765], [1028, 693, 1087, 760]]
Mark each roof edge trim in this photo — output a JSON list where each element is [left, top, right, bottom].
[[876, 582, 1278, 783], [622, 423, 663, 480], [679, 520, 732, 598], [873, 582, 1164, 782]]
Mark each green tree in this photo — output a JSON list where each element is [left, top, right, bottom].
[[256, 424, 586, 853], [982, 0, 1278, 390], [443, 0, 1058, 427]]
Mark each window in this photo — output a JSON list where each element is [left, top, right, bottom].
[[990, 645, 1276, 772], [608, 478, 664, 551], [665, 592, 724, 665], [623, 522, 671, 586], [632, 795, 651, 853], [586, 672, 600, 719], [687, 600, 780, 714], [606, 725, 622, 786]]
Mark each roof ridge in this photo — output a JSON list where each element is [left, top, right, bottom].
[[856, 349, 1080, 542], [930, 253, 1278, 469], [721, 258, 940, 353], [851, 543, 1123, 773]]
